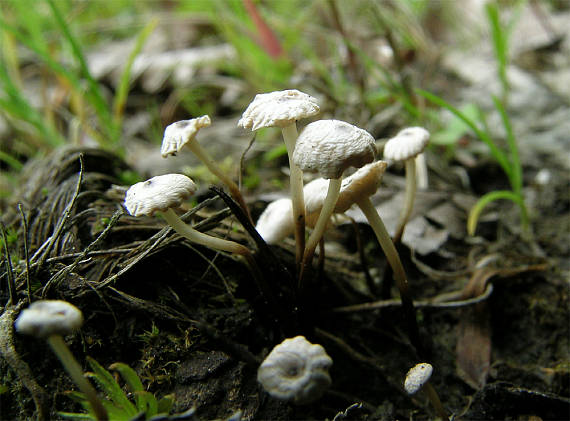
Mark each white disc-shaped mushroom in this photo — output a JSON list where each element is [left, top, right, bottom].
[[15, 300, 83, 338], [15, 301, 108, 420], [255, 197, 323, 245], [383, 127, 430, 243], [124, 174, 250, 257], [257, 335, 332, 404], [239, 89, 320, 267], [403, 363, 448, 419], [161, 115, 251, 222], [404, 362, 433, 395], [293, 119, 376, 271]]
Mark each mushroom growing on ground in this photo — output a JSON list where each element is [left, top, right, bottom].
[[257, 335, 332, 404], [124, 174, 268, 286], [383, 126, 430, 243], [404, 363, 448, 419], [239, 89, 320, 267], [160, 115, 252, 222], [292, 119, 376, 278], [15, 300, 108, 421]]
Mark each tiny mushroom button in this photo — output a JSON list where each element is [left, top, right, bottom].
[[383, 126, 430, 243], [257, 335, 333, 404], [15, 301, 108, 421], [161, 115, 251, 222]]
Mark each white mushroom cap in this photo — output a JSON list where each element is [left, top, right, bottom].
[[257, 335, 333, 404], [124, 174, 197, 217], [293, 120, 376, 179], [383, 126, 430, 161], [256, 198, 321, 244], [404, 362, 433, 395], [255, 198, 294, 244], [15, 300, 83, 338], [238, 89, 320, 131], [161, 115, 211, 157]]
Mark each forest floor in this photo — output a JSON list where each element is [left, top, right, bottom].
[[0, 2, 569, 421]]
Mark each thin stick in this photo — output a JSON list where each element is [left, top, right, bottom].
[[18, 204, 32, 304]]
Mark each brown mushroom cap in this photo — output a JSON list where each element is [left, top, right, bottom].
[[238, 89, 320, 131], [124, 174, 197, 217], [293, 120, 376, 179], [383, 126, 430, 161], [161, 115, 211, 157]]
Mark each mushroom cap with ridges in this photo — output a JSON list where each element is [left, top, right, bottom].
[[383, 126, 430, 161], [257, 335, 333, 404], [124, 174, 197, 217], [15, 300, 83, 338], [293, 120, 376, 179], [238, 89, 320, 131], [161, 115, 211, 158], [404, 362, 433, 395]]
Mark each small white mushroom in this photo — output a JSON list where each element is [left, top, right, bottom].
[[15, 300, 83, 338], [124, 174, 252, 258], [239, 89, 320, 267], [255, 197, 322, 245], [161, 115, 251, 222], [257, 336, 332, 404], [383, 127, 430, 243], [404, 363, 448, 419], [15, 301, 108, 421], [293, 120, 376, 274], [404, 362, 433, 395]]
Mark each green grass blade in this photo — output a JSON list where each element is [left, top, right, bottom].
[[467, 189, 526, 236], [486, 3, 508, 99], [416, 88, 513, 181], [112, 19, 158, 139], [492, 96, 522, 193], [108, 362, 144, 393], [134, 391, 159, 417], [57, 412, 94, 420], [156, 394, 175, 415], [0, 150, 23, 170], [45, 0, 115, 142], [86, 357, 138, 418]]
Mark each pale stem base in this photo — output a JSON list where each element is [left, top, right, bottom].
[[46, 335, 108, 421], [424, 382, 449, 420], [163, 209, 250, 256], [393, 159, 417, 244], [281, 123, 305, 268], [300, 178, 342, 280]]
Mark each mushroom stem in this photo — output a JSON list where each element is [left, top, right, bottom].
[[186, 139, 252, 223], [163, 208, 251, 256], [281, 123, 306, 269], [423, 382, 448, 420], [355, 197, 423, 356], [393, 158, 417, 244], [299, 178, 342, 282], [46, 335, 108, 421]]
